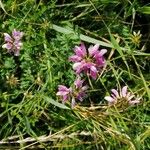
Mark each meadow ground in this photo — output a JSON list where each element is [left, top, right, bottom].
[[0, 0, 150, 149]]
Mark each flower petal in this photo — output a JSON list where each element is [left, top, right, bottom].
[[58, 85, 70, 92], [129, 99, 140, 105], [73, 62, 82, 70], [4, 33, 13, 42], [90, 66, 98, 79], [69, 55, 82, 62], [74, 43, 86, 57], [71, 97, 76, 108], [14, 41, 23, 48], [84, 62, 94, 69], [128, 94, 135, 100], [2, 43, 13, 50], [98, 49, 107, 56], [12, 29, 24, 40], [121, 86, 128, 97], [56, 91, 69, 96], [62, 95, 69, 102], [81, 85, 88, 91], [74, 78, 84, 89], [104, 96, 115, 103], [80, 43, 86, 56], [111, 89, 119, 98], [95, 55, 106, 67], [88, 44, 99, 56]]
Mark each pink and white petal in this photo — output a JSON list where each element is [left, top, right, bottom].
[[71, 97, 76, 108], [81, 85, 88, 91], [4, 33, 13, 42], [104, 96, 115, 103], [77, 91, 86, 101], [74, 78, 84, 88], [69, 55, 82, 62], [129, 99, 140, 105], [84, 62, 94, 69], [80, 43, 87, 56], [88, 44, 99, 56], [12, 29, 23, 40], [62, 95, 69, 102], [90, 66, 98, 80], [58, 85, 69, 91], [74, 46, 83, 57], [111, 89, 119, 98], [95, 56, 106, 67], [56, 91, 69, 96], [126, 92, 131, 98], [98, 49, 107, 56], [73, 62, 82, 71], [14, 41, 23, 48], [2, 43, 13, 50], [128, 94, 135, 100], [2, 44, 7, 49], [69, 87, 73, 93], [121, 86, 128, 97], [58, 85, 66, 90], [111, 94, 117, 99], [76, 68, 82, 74]]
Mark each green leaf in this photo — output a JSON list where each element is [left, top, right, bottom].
[[52, 24, 113, 48], [52, 24, 150, 56], [80, 34, 113, 48], [44, 96, 70, 110], [109, 32, 131, 78], [52, 24, 74, 34], [138, 6, 150, 14]]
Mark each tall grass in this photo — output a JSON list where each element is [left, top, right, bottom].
[[0, 0, 150, 149]]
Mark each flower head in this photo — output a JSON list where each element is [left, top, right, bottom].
[[69, 43, 107, 79], [105, 86, 140, 106], [131, 30, 142, 46], [73, 77, 88, 101], [2, 29, 23, 56], [56, 77, 88, 108], [56, 85, 72, 103]]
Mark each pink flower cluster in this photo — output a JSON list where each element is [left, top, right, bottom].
[[104, 86, 140, 106], [57, 43, 140, 108], [2, 29, 23, 56], [56, 77, 88, 107], [1, 30, 140, 108], [69, 43, 107, 79], [57, 43, 107, 107]]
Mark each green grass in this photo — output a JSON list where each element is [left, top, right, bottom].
[[0, 0, 150, 149]]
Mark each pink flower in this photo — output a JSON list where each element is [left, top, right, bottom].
[[56, 78, 88, 108], [2, 29, 23, 56], [71, 77, 88, 107], [105, 86, 140, 106], [69, 43, 107, 79], [88, 44, 107, 65], [74, 77, 88, 100], [56, 85, 72, 103]]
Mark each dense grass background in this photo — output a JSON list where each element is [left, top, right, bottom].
[[0, 0, 150, 149]]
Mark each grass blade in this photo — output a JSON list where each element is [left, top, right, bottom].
[[44, 96, 70, 110]]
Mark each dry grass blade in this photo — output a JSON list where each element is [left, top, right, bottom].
[[0, 0, 7, 14]]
